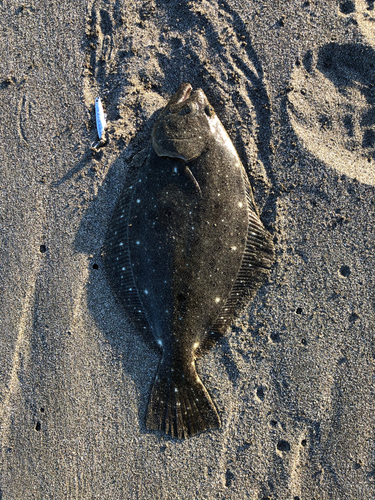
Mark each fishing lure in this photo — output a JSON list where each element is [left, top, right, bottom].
[[91, 96, 107, 150], [95, 96, 106, 140]]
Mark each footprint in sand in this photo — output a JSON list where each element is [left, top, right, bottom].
[[288, 3, 375, 186], [353, 0, 375, 43]]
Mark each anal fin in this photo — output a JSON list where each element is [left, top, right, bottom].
[[202, 173, 274, 349], [103, 148, 156, 350]]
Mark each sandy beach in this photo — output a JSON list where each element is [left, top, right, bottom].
[[0, 0, 374, 498]]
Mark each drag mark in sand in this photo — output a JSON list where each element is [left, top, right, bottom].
[[0, 279, 36, 447], [83, 0, 275, 213], [17, 94, 29, 144]]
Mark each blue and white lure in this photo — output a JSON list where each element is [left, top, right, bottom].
[[95, 97, 106, 139], [92, 96, 107, 149]]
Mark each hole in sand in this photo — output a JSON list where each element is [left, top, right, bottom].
[[256, 386, 265, 401], [339, 1, 355, 14], [277, 440, 291, 452], [225, 469, 234, 487], [270, 332, 280, 343], [340, 265, 351, 277]]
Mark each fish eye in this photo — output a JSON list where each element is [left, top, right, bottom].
[[179, 105, 191, 116], [204, 105, 214, 117]]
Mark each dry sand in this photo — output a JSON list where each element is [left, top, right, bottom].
[[1, 0, 374, 498]]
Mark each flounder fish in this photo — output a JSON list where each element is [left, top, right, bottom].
[[103, 83, 274, 439]]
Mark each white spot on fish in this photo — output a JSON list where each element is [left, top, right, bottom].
[[215, 297, 221, 303], [136, 241, 140, 245], [231, 246, 237, 251], [119, 242, 124, 246], [193, 342, 199, 349], [137, 199, 141, 203], [144, 289, 149, 295], [238, 202, 243, 208], [157, 339, 163, 346]]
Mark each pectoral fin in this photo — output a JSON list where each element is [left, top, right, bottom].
[[183, 165, 202, 197]]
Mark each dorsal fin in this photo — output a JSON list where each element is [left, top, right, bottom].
[[199, 171, 274, 353]]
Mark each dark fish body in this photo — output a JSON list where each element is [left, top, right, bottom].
[[103, 83, 274, 438]]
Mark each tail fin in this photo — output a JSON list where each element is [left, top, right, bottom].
[[146, 358, 221, 439]]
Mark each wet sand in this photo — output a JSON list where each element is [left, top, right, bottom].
[[0, 1, 374, 498]]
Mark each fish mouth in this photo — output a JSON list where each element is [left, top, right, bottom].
[[170, 83, 192, 106], [177, 85, 192, 103]]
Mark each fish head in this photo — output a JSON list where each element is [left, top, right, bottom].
[[152, 83, 217, 162]]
